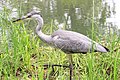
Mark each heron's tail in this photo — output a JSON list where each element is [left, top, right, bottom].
[[102, 46, 110, 52], [96, 44, 110, 53]]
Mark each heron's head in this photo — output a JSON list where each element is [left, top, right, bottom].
[[13, 10, 43, 23]]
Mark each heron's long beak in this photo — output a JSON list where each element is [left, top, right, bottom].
[[12, 15, 31, 22]]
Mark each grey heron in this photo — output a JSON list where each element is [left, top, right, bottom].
[[13, 10, 109, 80]]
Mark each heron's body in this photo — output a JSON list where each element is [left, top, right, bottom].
[[37, 29, 109, 53], [13, 10, 109, 80]]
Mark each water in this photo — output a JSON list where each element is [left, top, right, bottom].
[[0, 0, 119, 36]]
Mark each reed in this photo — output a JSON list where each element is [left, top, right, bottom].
[[0, 8, 120, 80]]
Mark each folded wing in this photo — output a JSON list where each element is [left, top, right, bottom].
[[51, 30, 109, 53]]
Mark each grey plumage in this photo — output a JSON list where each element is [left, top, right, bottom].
[[13, 10, 109, 80], [13, 10, 109, 54], [51, 29, 109, 53]]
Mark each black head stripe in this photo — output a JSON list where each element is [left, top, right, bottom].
[[30, 10, 40, 15], [27, 15, 32, 18], [26, 11, 40, 18]]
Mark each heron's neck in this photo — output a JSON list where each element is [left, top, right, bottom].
[[35, 18, 43, 32], [35, 17, 52, 43]]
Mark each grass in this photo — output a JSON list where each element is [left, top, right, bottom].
[[0, 10, 120, 80]]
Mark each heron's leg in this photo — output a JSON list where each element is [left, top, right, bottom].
[[43, 64, 55, 80], [43, 65, 48, 80], [43, 64, 69, 79], [68, 54, 73, 80]]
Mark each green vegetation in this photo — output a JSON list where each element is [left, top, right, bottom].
[[0, 10, 120, 80], [0, 0, 120, 79]]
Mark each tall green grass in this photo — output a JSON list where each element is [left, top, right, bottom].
[[0, 9, 120, 80]]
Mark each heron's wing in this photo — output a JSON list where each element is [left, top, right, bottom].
[[51, 30, 108, 53], [52, 30, 92, 41], [53, 37, 92, 53], [51, 30, 92, 53]]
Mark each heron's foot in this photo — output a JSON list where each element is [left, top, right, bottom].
[[49, 65, 59, 80], [43, 64, 70, 80], [43, 64, 69, 68]]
